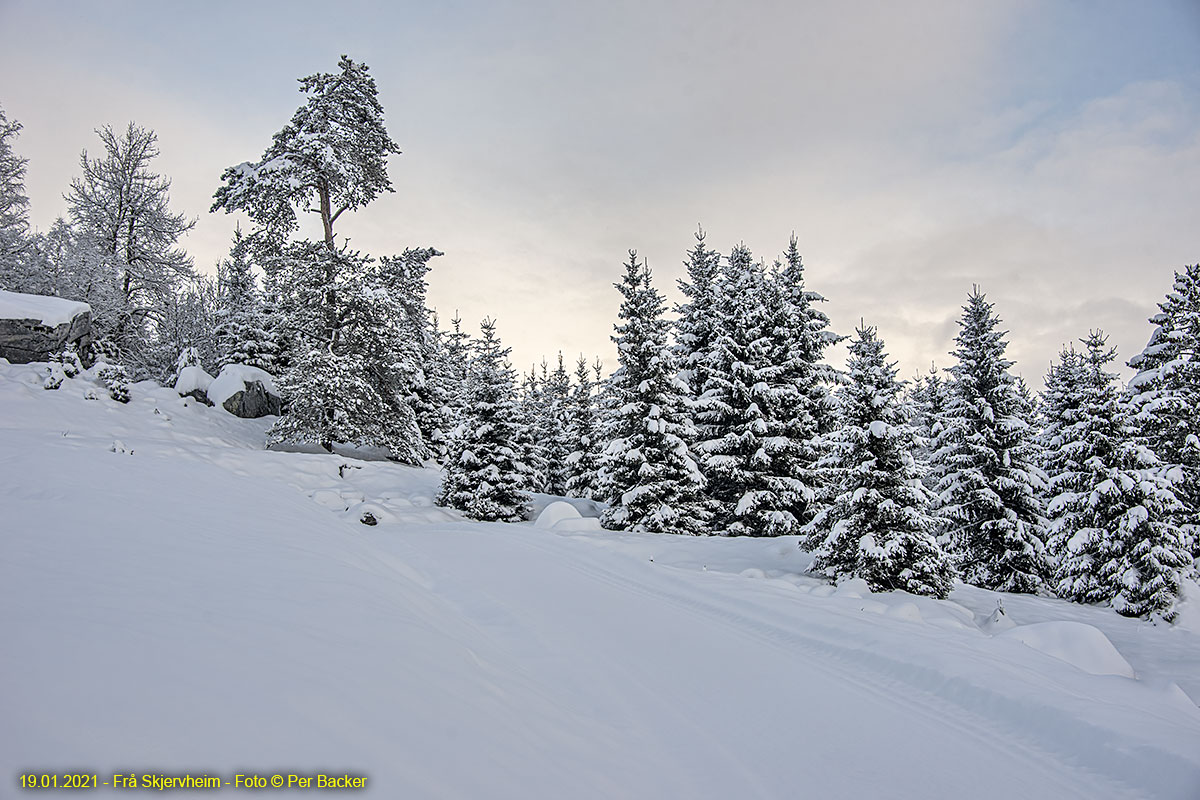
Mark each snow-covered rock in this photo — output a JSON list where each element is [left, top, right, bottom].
[[0, 289, 92, 365], [174, 365, 215, 405], [207, 364, 280, 418]]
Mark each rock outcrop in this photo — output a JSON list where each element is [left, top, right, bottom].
[[0, 290, 92, 365]]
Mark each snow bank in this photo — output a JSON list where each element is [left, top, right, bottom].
[[0, 289, 90, 327], [174, 365, 214, 396], [998, 621, 1137, 678], [207, 363, 277, 406]]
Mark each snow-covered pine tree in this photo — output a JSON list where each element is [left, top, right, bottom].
[[538, 353, 573, 495], [565, 355, 604, 499], [1126, 264, 1200, 560], [776, 233, 842, 437], [215, 227, 279, 373], [909, 363, 950, 488], [438, 317, 531, 522], [418, 311, 456, 465], [764, 236, 842, 529], [1048, 332, 1190, 620], [515, 367, 549, 493], [807, 324, 954, 597], [673, 226, 722, 438], [591, 356, 620, 504], [601, 251, 710, 534], [930, 287, 1049, 593], [1038, 344, 1090, 561], [441, 312, 473, 425], [695, 244, 805, 536], [213, 56, 435, 460]]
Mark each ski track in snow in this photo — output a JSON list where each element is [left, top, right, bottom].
[[2, 362, 1200, 799]]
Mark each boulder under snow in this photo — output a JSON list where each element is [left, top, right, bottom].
[[174, 366, 215, 405], [207, 364, 281, 418], [0, 290, 92, 365]]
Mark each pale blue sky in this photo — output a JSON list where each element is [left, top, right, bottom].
[[1, 0, 1198, 380]]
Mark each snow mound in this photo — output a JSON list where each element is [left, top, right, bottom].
[[207, 364, 277, 406], [0, 289, 90, 327], [981, 605, 1017, 633], [533, 501, 604, 532], [536, 501, 582, 529], [834, 577, 871, 598], [998, 621, 1136, 678], [174, 365, 214, 396]]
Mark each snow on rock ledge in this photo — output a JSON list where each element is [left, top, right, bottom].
[[998, 621, 1136, 678], [207, 364, 281, 418], [0, 289, 92, 365]]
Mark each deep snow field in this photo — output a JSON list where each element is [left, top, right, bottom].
[[2, 359, 1200, 799]]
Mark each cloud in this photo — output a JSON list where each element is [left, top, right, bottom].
[[2, 1, 1196, 383]]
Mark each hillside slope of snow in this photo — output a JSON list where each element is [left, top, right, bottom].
[[2, 361, 1199, 799]]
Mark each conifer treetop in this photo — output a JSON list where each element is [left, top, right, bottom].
[[212, 56, 400, 247]]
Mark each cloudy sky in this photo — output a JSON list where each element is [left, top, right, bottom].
[[2, 0, 1198, 382]]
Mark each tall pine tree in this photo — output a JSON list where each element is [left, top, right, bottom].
[[1126, 264, 1200, 560], [213, 56, 436, 460], [601, 251, 710, 534], [438, 318, 532, 521], [565, 355, 604, 499], [1048, 332, 1189, 621], [696, 244, 809, 536], [930, 288, 1048, 593], [807, 325, 954, 596]]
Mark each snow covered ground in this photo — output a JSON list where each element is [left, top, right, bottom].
[[2, 360, 1199, 799]]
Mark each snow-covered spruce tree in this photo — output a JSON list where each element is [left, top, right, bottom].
[[1127, 264, 1200, 559], [930, 287, 1049, 593], [1038, 344, 1091, 561], [441, 312, 473, 426], [515, 367, 549, 493], [695, 244, 807, 536], [565, 355, 604, 499], [438, 317, 531, 521], [776, 233, 842, 438], [1048, 332, 1189, 620], [214, 227, 280, 373], [591, 356, 620, 504], [537, 353, 573, 495], [807, 324, 954, 597], [673, 226, 723, 439], [765, 236, 843, 528], [418, 312, 457, 465], [0, 104, 31, 276], [601, 251, 710, 534], [66, 122, 196, 368], [908, 363, 950, 488], [213, 56, 437, 460]]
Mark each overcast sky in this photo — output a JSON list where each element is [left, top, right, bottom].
[[2, 0, 1198, 382]]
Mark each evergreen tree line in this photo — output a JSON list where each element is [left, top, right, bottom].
[[2, 60, 1196, 621], [445, 232, 1197, 622]]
